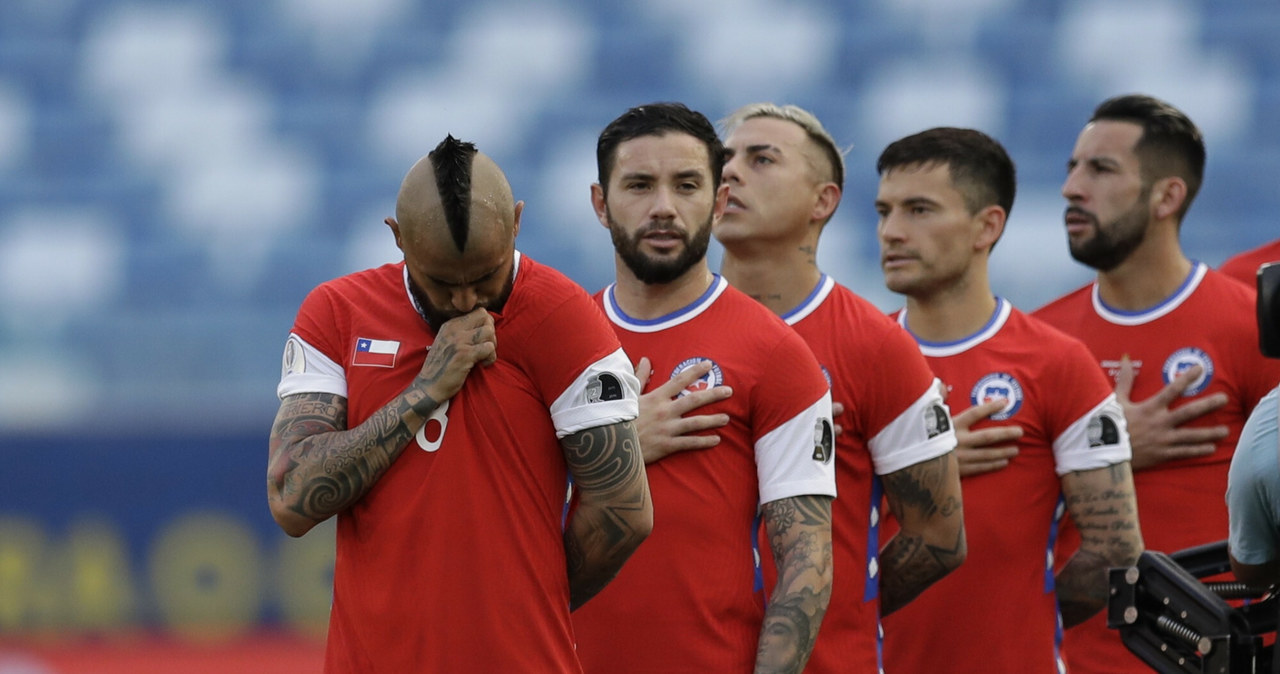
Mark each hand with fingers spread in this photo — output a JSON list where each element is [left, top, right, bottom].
[[633, 356, 732, 464], [1114, 354, 1229, 471], [417, 307, 498, 404], [952, 398, 1024, 477]]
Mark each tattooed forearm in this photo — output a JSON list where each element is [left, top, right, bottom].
[[1057, 462, 1144, 627], [879, 453, 967, 615], [562, 420, 653, 610], [878, 528, 965, 615], [266, 385, 441, 536], [756, 495, 832, 674]]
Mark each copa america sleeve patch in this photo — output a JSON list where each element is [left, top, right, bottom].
[[277, 333, 348, 400], [549, 348, 640, 438], [1052, 393, 1131, 475], [869, 378, 957, 476]]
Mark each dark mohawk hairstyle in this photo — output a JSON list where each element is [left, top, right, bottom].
[[428, 135, 478, 251]]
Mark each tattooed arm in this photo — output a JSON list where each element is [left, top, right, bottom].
[[266, 308, 497, 537], [562, 420, 653, 610], [878, 451, 967, 616], [755, 495, 833, 674], [1056, 462, 1143, 627]]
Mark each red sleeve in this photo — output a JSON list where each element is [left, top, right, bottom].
[[1042, 334, 1116, 439], [751, 328, 829, 441], [521, 290, 624, 406], [291, 284, 346, 367], [861, 324, 938, 439]]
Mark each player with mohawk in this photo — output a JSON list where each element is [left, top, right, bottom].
[[269, 135, 653, 672]]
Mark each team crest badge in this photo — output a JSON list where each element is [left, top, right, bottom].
[[670, 357, 724, 398], [970, 372, 1023, 421], [1162, 347, 1214, 396]]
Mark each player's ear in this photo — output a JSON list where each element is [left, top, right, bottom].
[[385, 217, 405, 252], [811, 182, 840, 224], [713, 182, 729, 220], [974, 205, 1005, 253], [591, 184, 609, 228], [1150, 176, 1187, 221], [512, 200, 524, 238]]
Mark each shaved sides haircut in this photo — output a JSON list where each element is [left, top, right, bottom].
[[429, 135, 478, 251]]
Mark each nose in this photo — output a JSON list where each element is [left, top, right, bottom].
[[722, 154, 743, 184], [1062, 166, 1084, 203], [649, 185, 678, 220], [877, 210, 903, 246], [449, 286, 479, 313]]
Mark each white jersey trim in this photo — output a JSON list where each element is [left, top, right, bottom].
[[277, 334, 348, 399], [1052, 393, 1132, 474], [870, 378, 958, 475], [782, 274, 836, 326], [899, 298, 1013, 357], [603, 275, 729, 333], [756, 390, 838, 505], [1091, 261, 1206, 326], [549, 348, 641, 438]]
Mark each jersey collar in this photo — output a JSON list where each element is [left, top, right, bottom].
[[899, 297, 1013, 357], [1091, 260, 1205, 326], [603, 274, 728, 333], [781, 274, 836, 326]]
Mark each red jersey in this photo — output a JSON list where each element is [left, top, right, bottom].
[[277, 254, 640, 673], [884, 299, 1130, 674], [572, 275, 836, 674], [771, 275, 955, 674], [1219, 239, 1280, 287], [1035, 262, 1280, 673]]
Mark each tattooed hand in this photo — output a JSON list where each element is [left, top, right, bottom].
[[418, 307, 497, 402]]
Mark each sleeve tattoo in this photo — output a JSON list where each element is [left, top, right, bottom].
[[561, 420, 653, 610], [878, 453, 966, 616], [756, 494, 833, 674], [1057, 462, 1143, 627], [266, 385, 439, 535]]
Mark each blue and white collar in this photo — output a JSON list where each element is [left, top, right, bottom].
[[604, 274, 728, 333], [1092, 261, 1205, 326], [781, 274, 836, 326], [898, 297, 1013, 357]]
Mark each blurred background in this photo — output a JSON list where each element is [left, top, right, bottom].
[[1, 0, 1277, 671]]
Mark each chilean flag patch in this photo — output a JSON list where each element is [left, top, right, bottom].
[[353, 337, 399, 367]]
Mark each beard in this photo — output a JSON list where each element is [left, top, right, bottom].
[[607, 209, 713, 285], [1067, 192, 1151, 272], [407, 268, 515, 333]]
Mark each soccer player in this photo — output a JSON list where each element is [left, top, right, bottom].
[[713, 102, 966, 674], [875, 127, 1143, 672], [1219, 238, 1280, 287], [267, 136, 653, 672], [570, 102, 836, 673], [1035, 94, 1280, 673]]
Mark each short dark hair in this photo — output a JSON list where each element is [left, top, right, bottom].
[[876, 127, 1017, 218], [428, 134, 477, 251], [1090, 94, 1205, 222], [596, 102, 725, 194]]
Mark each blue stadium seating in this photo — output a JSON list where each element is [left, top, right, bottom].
[[2, 0, 1279, 433]]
